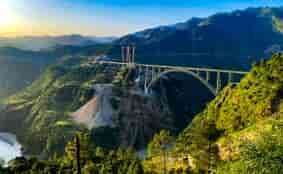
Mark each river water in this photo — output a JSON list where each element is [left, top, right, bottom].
[[0, 133, 22, 166]]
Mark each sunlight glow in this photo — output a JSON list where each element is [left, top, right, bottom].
[[0, 1, 14, 25], [0, 0, 21, 35]]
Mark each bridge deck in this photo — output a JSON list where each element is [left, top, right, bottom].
[[97, 61, 248, 75]]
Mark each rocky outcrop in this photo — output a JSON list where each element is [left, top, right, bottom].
[[72, 83, 174, 149], [72, 84, 116, 129]]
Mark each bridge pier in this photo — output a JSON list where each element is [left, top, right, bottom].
[[121, 45, 136, 66]]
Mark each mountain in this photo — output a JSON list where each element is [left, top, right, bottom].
[[0, 47, 57, 99], [89, 36, 118, 43], [0, 44, 112, 99], [111, 7, 283, 69], [0, 35, 117, 51]]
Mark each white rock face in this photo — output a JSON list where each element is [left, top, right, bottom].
[[0, 133, 22, 166], [72, 84, 116, 129]]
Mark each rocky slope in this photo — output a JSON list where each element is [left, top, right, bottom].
[[72, 84, 117, 129]]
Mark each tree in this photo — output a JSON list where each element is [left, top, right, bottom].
[[99, 162, 114, 174], [216, 132, 283, 174], [82, 162, 99, 174], [147, 130, 174, 157], [127, 160, 144, 174], [95, 147, 105, 158], [64, 132, 95, 173], [8, 157, 30, 173], [147, 130, 174, 174], [0, 165, 8, 174]]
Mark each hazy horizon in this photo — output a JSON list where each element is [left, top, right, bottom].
[[0, 0, 283, 37]]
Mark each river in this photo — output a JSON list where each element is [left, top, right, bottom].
[[0, 133, 22, 166]]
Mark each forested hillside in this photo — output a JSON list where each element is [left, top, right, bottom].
[[166, 53, 283, 173]]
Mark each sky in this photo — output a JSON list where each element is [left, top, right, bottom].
[[0, 0, 282, 37]]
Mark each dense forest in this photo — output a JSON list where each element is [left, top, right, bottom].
[[1, 53, 283, 174]]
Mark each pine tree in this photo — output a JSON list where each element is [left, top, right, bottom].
[[127, 160, 144, 174]]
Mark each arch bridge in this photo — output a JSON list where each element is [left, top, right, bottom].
[[96, 60, 248, 96]]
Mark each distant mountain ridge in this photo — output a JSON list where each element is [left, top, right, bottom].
[[113, 7, 283, 69], [0, 35, 117, 51], [0, 44, 112, 99]]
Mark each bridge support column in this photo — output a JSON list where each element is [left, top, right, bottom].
[[206, 71, 210, 82], [158, 68, 161, 74], [144, 67, 149, 94], [228, 72, 233, 85], [138, 65, 142, 76], [132, 46, 136, 64], [151, 68, 156, 81], [126, 46, 130, 64], [121, 46, 125, 63], [216, 72, 221, 94], [196, 70, 200, 76]]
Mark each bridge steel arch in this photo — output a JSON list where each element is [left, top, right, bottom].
[[93, 60, 248, 96], [146, 69, 217, 96]]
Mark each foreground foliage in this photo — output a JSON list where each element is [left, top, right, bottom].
[[1, 133, 144, 174], [173, 53, 283, 173]]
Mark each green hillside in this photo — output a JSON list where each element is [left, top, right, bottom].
[[0, 56, 99, 157], [168, 53, 283, 173]]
